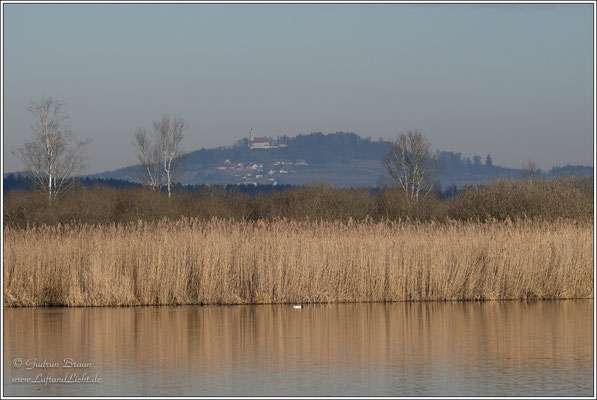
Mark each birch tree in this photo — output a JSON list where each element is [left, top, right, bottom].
[[383, 130, 438, 203], [133, 115, 186, 197], [13, 96, 90, 204], [133, 127, 162, 190]]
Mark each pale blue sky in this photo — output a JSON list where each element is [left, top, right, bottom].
[[3, 3, 594, 173]]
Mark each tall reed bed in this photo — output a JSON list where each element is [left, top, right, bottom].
[[3, 219, 593, 306]]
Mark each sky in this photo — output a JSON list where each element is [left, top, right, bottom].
[[2, 3, 594, 174]]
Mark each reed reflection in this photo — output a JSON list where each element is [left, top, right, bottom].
[[4, 301, 593, 396]]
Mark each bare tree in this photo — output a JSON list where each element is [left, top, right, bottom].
[[133, 115, 186, 197], [521, 160, 540, 180], [13, 96, 90, 204], [155, 115, 186, 198], [133, 128, 162, 190], [383, 130, 438, 203]]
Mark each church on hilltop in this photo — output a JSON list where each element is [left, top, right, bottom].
[[248, 128, 287, 149]]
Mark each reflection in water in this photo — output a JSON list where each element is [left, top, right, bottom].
[[3, 301, 593, 396]]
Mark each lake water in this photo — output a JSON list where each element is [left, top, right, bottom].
[[3, 301, 594, 396]]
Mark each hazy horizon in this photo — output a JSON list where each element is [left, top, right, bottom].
[[3, 3, 594, 174]]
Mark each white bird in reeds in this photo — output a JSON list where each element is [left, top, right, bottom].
[[293, 305, 303, 309]]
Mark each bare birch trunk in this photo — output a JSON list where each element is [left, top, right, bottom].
[[13, 96, 89, 204], [134, 115, 185, 198], [383, 130, 437, 203]]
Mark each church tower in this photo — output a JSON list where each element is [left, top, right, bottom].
[[249, 128, 254, 143]]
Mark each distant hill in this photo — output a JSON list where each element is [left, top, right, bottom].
[[50, 131, 596, 188]]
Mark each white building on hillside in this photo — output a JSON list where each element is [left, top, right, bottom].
[[248, 128, 280, 149]]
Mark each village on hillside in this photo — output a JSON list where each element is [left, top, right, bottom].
[[209, 129, 309, 185]]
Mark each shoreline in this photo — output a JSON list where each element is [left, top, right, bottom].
[[4, 297, 594, 309]]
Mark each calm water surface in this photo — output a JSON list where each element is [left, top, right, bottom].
[[3, 301, 594, 396]]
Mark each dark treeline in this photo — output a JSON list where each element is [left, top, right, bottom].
[[2, 174, 295, 197], [4, 173, 458, 198], [3, 177, 592, 228], [3, 174, 143, 192]]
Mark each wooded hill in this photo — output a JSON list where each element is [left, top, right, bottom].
[[56, 131, 594, 188]]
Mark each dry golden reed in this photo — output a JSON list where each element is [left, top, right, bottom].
[[3, 218, 593, 306]]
